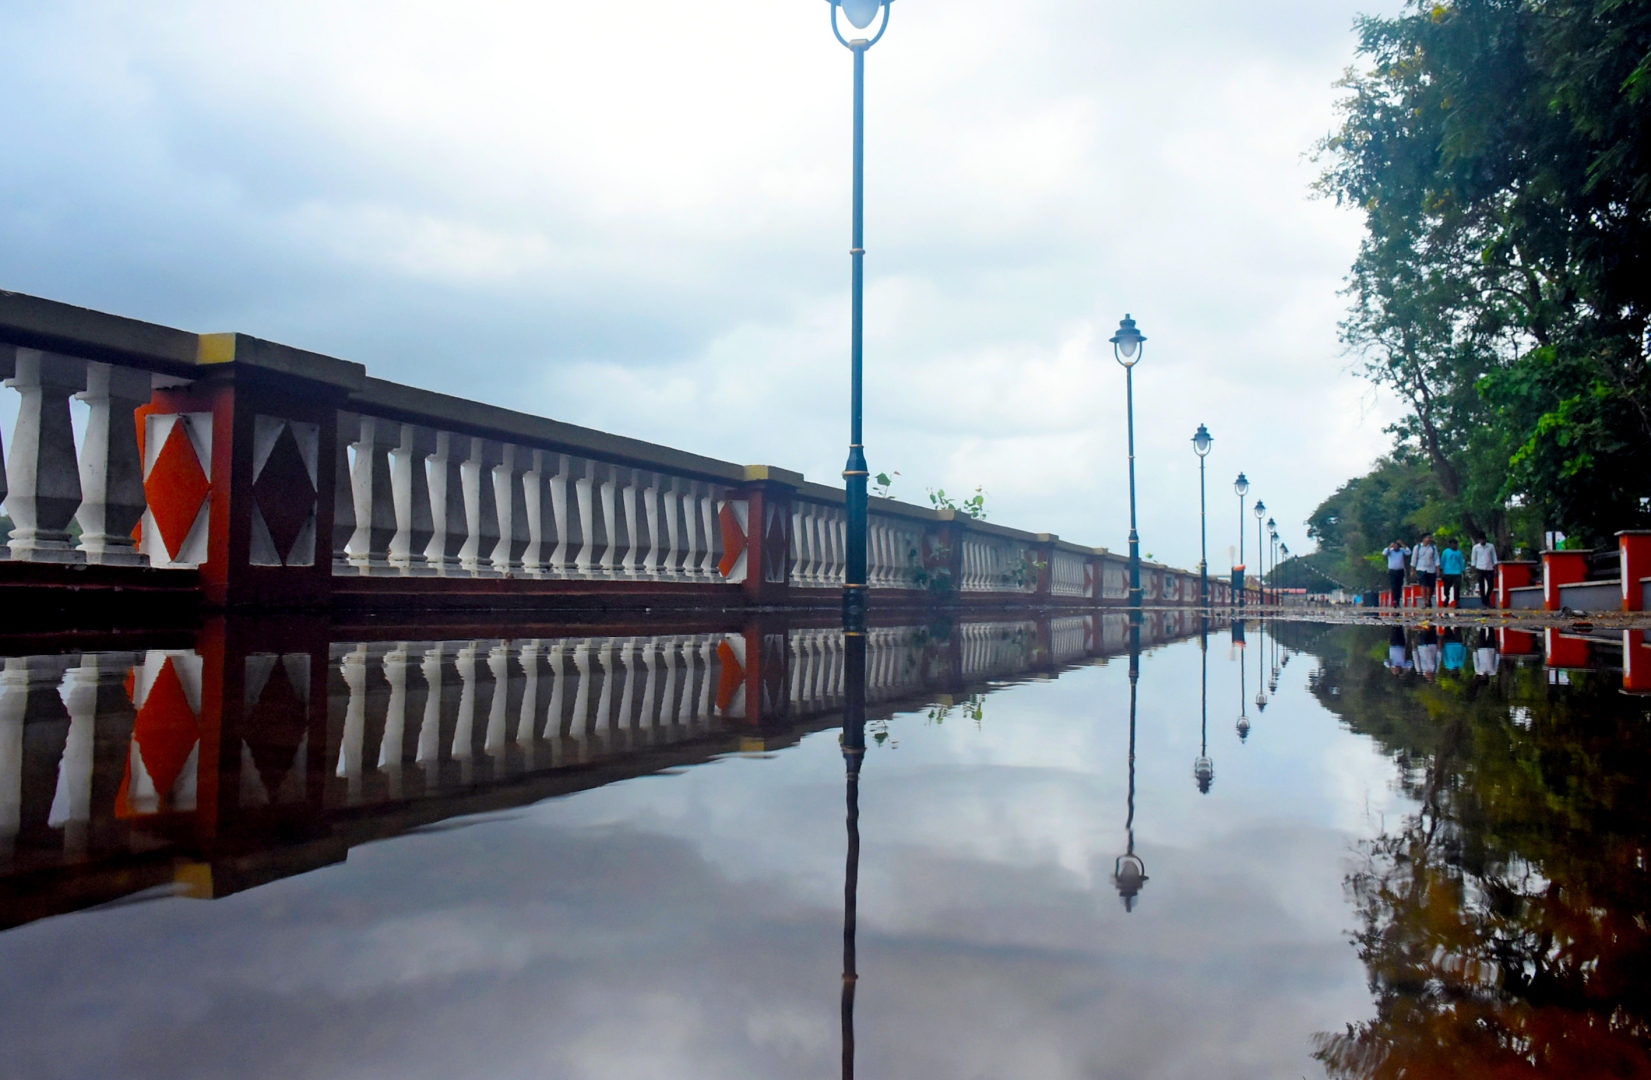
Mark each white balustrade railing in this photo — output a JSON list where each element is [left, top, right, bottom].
[[960, 536, 1038, 594], [1051, 551, 1090, 598], [335, 412, 736, 582], [1, 348, 159, 566]]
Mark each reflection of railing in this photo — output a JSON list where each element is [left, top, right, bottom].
[[0, 608, 1201, 929], [1, 291, 1245, 611]]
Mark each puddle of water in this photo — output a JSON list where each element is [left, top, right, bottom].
[[0, 619, 1646, 1078]]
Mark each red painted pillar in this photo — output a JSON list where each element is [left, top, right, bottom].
[[1496, 561, 1536, 609], [1625, 631, 1651, 694], [1499, 628, 1538, 656], [1545, 629, 1591, 669], [1618, 531, 1651, 612], [137, 335, 364, 609], [734, 466, 800, 606], [1542, 550, 1590, 611]]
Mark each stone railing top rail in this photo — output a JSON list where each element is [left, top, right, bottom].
[[0, 288, 1227, 582]]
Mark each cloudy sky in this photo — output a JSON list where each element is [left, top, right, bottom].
[[0, 0, 1405, 573]]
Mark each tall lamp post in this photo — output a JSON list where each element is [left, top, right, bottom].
[[1279, 542, 1290, 604], [1267, 519, 1277, 606], [1110, 315, 1147, 608], [1253, 499, 1266, 607], [1234, 472, 1249, 608], [827, 0, 895, 636], [1192, 424, 1213, 608]]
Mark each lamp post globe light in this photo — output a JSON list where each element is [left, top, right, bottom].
[[1234, 472, 1249, 607], [1110, 315, 1146, 608], [825, 0, 895, 635], [1192, 424, 1213, 608]]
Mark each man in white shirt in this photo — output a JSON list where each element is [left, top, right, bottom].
[[1413, 534, 1440, 607], [1470, 535, 1499, 605], [1385, 541, 1410, 607]]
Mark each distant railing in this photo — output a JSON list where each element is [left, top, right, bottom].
[[0, 289, 1247, 610]]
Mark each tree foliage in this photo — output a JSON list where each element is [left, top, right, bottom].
[[1317, 0, 1651, 550]]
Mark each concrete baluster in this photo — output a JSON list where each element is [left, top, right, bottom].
[[548, 454, 584, 578], [613, 640, 638, 744], [337, 645, 369, 805], [574, 460, 607, 577], [451, 641, 481, 783], [389, 425, 436, 575], [74, 362, 151, 566], [616, 469, 643, 577], [461, 440, 502, 577], [592, 642, 618, 747], [379, 645, 413, 798], [347, 416, 397, 573], [702, 490, 722, 578], [679, 482, 705, 578], [332, 412, 359, 571], [516, 640, 542, 767], [0, 658, 33, 861], [415, 643, 445, 782], [641, 473, 665, 578], [5, 350, 88, 562], [599, 466, 627, 575], [50, 656, 107, 859], [521, 452, 550, 577], [484, 640, 511, 762], [568, 642, 594, 759], [424, 431, 468, 575], [491, 445, 530, 575], [540, 642, 569, 766], [657, 478, 684, 580]]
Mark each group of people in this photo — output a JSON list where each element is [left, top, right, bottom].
[[1384, 534, 1500, 607]]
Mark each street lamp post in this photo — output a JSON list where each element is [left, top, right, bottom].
[[1267, 519, 1277, 606], [828, 0, 895, 636], [1253, 499, 1266, 607], [1234, 472, 1249, 608], [1192, 424, 1213, 608], [1110, 315, 1146, 608]]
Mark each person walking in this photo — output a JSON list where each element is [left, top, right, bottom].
[[1414, 534, 1440, 608], [1384, 540, 1410, 608], [1471, 535, 1499, 605], [1440, 538, 1465, 607]]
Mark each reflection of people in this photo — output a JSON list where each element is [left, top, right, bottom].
[[1416, 626, 1440, 679], [1440, 539, 1465, 606], [1442, 628, 1466, 673], [1414, 535, 1440, 608], [1471, 535, 1499, 604], [1473, 629, 1499, 677], [1388, 627, 1411, 674], [1385, 541, 1411, 607]]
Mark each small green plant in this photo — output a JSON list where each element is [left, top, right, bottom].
[[928, 486, 988, 520], [872, 471, 899, 498]]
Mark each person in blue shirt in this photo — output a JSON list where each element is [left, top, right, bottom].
[[1443, 627, 1466, 672], [1440, 537, 1466, 606]]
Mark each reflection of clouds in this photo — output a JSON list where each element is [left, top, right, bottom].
[[0, 634, 1404, 1078]]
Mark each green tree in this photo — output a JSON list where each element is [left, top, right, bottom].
[[1318, 0, 1651, 545]]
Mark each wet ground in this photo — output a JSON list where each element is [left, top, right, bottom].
[[0, 617, 1647, 1078]]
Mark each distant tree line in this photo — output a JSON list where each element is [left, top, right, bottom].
[[1306, 0, 1651, 586]]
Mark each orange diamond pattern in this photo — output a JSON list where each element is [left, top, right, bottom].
[[133, 658, 199, 803], [145, 420, 211, 560]]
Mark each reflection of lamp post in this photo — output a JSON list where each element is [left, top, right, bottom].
[[1192, 424, 1213, 608], [839, 629, 867, 1080], [1233, 619, 1250, 741], [1194, 618, 1214, 792], [1110, 315, 1147, 609], [826, 0, 895, 636], [1113, 612, 1148, 909], [1255, 617, 1269, 713]]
